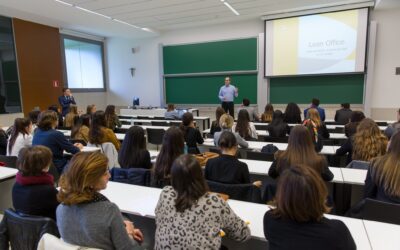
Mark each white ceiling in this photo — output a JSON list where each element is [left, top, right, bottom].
[[0, 0, 397, 39]]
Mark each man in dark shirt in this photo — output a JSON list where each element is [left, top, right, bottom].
[[334, 103, 352, 125]]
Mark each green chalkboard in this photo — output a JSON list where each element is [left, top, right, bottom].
[[165, 74, 257, 104], [163, 38, 257, 74], [269, 74, 364, 104]]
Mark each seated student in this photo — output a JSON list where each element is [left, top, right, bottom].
[[268, 125, 333, 181], [71, 114, 91, 144], [164, 104, 182, 120], [266, 110, 290, 138], [7, 118, 32, 157], [237, 98, 260, 121], [89, 110, 121, 150], [64, 104, 79, 128], [304, 98, 326, 121], [384, 108, 400, 139], [264, 164, 356, 250], [32, 110, 82, 173], [180, 112, 203, 154], [86, 104, 96, 116], [48, 105, 63, 128], [334, 103, 352, 125], [28, 110, 41, 132], [260, 103, 274, 123], [283, 102, 302, 124], [105, 105, 122, 130], [303, 108, 330, 139], [214, 114, 248, 148], [345, 111, 365, 138], [336, 118, 387, 164], [210, 107, 225, 135], [152, 127, 184, 188], [12, 146, 59, 220], [118, 126, 151, 169], [57, 152, 144, 249], [232, 109, 258, 140], [155, 154, 251, 249], [0, 127, 7, 155], [364, 132, 400, 203], [206, 131, 261, 186]]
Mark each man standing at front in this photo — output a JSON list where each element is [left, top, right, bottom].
[[218, 76, 238, 118]]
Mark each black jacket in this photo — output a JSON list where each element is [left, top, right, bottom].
[[335, 137, 353, 165], [205, 154, 250, 184], [266, 122, 290, 138], [183, 127, 204, 154], [334, 108, 353, 125]]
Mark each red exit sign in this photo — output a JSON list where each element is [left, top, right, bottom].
[[53, 80, 60, 87]]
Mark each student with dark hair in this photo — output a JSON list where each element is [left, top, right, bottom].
[[89, 110, 120, 150], [118, 126, 151, 169], [210, 107, 225, 135], [261, 104, 274, 123], [205, 131, 261, 186], [164, 104, 182, 119], [28, 110, 41, 129], [344, 111, 365, 138], [334, 103, 352, 125], [152, 127, 184, 188], [384, 108, 400, 139], [86, 104, 96, 116], [58, 87, 76, 116], [64, 104, 79, 128], [283, 102, 302, 124], [266, 110, 290, 138], [180, 112, 203, 154], [7, 118, 32, 156], [0, 127, 7, 156], [364, 132, 400, 203], [104, 105, 122, 130], [268, 125, 333, 181], [233, 109, 257, 140], [57, 152, 144, 249], [48, 105, 63, 128], [155, 154, 250, 249], [304, 98, 326, 121], [71, 114, 91, 144], [12, 146, 59, 220], [32, 110, 82, 173], [238, 98, 260, 121], [264, 164, 356, 250]]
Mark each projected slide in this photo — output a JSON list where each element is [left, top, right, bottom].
[[265, 8, 368, 76]]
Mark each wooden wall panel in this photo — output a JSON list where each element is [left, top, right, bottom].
[[12, 18, 63, 115]]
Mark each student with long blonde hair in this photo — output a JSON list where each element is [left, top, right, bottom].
[[364, 132, 400, 203], [303, 108, 329, 139], [64, 105, 79, 128]]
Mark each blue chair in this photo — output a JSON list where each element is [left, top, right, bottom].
[[110, 167, 151, 186]]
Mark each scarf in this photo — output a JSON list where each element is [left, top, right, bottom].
[[16, 172, 54, 186], [303, 119, 318, 143]]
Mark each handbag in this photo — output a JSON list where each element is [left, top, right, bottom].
[[194, 152, 219, 166]]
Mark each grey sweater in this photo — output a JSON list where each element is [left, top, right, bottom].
[[57, 201, 143, 250]]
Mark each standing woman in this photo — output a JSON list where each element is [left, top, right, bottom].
[[152, 127, 184, 188], [89, 111, 120, 150], [71, 114, 91, 144], [155, 154, 251, 249], [283, 102, 302, 124], [364, 132, 400, 203], [264, 164, 356, 250], [32, 110, 82, 173], [261, 104, 274, 123], [233, 109, 258, 140], [210, 107, 225, 135], [268, 125, 333, 181], [104, 105, 122, 130], [57, 152, 144, 249], [180, 112, 204, 154], [118, 126, 152, 169], [7, 118, 32, 157], [64, 104, 79, 128]]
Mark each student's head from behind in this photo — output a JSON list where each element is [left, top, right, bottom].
[[237, 109, 250, 123], [105, 105, 116, 116], [397, 108, 400, 122], [224, 76, 231, 86], [284, 102, 301, 116], [215, 107, 225, 124], [28, 110, 41, 124], [218, 131, 238, 154], [48, 105, 60, 114], [91, 110, 107, 128], [171, 154, 208, 212], [17, 146, 52, 176], [13, 117, 32, 135], [122, 126, 146, 152], [181, 112, 194, 127], [167, 104, 175, 112], [287, 125, 316, 153], [264, 103, 274, 113], [86, 104, 96, 115], [306, 108, 321, 126], [272, 110, 284, 121], [69, 104, 78, 115], [219, 114, 234, 129], [242, 98, 250, 107], [270, 164, 330, 222], [37, 110, 58, 130], [89, 111, 107, 144], [311, 98, 320, 107], [58, 152, 109, 205], [350, 111, 365, 123], [62, 88, 71, 96], [341, 103, 350, 109], [78, 114, 91, 127]]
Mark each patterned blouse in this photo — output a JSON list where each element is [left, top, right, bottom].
[[155, 186, 251, 250]]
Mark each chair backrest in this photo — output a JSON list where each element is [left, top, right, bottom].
[[37, 233, 101, 250], [120, 120, 131, 125], [151, 121, 168, 126], [0, 209, 59, 250], [264, 136, 288, 143], [0, 155, 18, 168], [169, 121, 181, 127], [146, 128, 165, 145], [254, 124, 268, 130], [206, 180, 262, 203], [360, 198, 400, 224], [110, 167, 151, 186], [346, 160, 369, 170], [376, 121, 388, 126], [87, 143, 120, 169], [114, 128, 128, 134], [322, 139, 335, 146], [247, 151, 274, 161]]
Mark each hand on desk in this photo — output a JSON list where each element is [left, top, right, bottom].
[[253, 180, 262, 187], [74, 143, 84, 150], [124, 220, 144, 243]]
